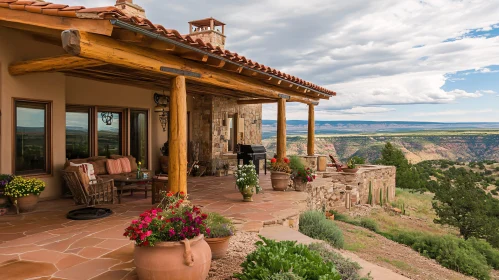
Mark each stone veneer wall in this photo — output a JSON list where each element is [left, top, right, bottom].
[[307, 165, 396, 211], [190, 95, 213, 162]]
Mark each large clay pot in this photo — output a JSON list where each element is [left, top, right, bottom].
[[11, 194, 39, 213], [206, 236, 231, 259], [134, 234, 211, 280], [293, 177, 307, 192], [240, 186, 255, 202], [159, 156, 169, 174], [271, 172, 290, 191]]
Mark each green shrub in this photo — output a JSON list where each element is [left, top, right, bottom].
[[205, 212, 236, 238], [234, 237, 341, 280], [384, 231, 491, 279], [359, 218, 379, 233], [269, 272, 304, 280], [467, 237, 499, 270], [299, 211, 344, 248], [309, 243, 367, 280]]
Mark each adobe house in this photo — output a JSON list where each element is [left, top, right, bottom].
[[0, 0, 334, 199]]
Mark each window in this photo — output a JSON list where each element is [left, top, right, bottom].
[[97, 111, 122, 156], [130, 110, 148, 167], [227, 115, 238, 152], [66, 109, 90, 159], [14, 100, 51, 175]]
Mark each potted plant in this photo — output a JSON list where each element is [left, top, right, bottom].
[[0, 174, 13, 216], [223, 162, 230, 176], [124, 191, 212, 280], [343, 158, 359, 173], [234, 163, 261, 202], [4, 176, 45, 214], [205, 212, 236, 259], [289, 156, 316, 192], [159, 141, 169, 174], [269, 157, 291, 191]]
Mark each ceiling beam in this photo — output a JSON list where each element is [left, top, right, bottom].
[[61, 29, 319, 104], [237, 99, 278, 105], [9, 54, 106, 76]]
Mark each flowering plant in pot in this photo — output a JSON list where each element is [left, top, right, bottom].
[[0, 174, 13, 216], [4, 176, 45, 214], [124, 191, 212, 280], [205, 212, 236, 259], [269, 157, 291, 191], [289, 156, 316, 192], [343, 158, 360, 173], [235, 164, 261, 202]]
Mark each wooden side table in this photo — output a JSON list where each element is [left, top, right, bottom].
[[114, 176, 152, 204]]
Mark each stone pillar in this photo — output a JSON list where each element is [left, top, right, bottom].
[[168, 76, 188, 194], [307, 104, 315, 156], [276, 98, 286, 159]]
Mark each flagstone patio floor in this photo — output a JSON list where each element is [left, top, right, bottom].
[[0, 174, 307, 280]]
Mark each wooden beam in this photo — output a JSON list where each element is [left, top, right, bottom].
[[181, 52, 209, 62], [9, 55, 106, 76], [307, 105, 315, 156], [237, 99, 278, 105], [0, 8, 113, 36], [277, 98, 287, 160], [206, 58, 226, 68], [61, 30, 318, 104], [169, 76, 188, 194]]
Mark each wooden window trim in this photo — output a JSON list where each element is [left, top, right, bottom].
[[12, 98, 53, 177], [66, 105, 94, 159], [130, 109, 150, 167], [96, 106, 127, 156]]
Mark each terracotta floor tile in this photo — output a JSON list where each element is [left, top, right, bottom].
[[96, 239, 131, 250], [0, 254, 19, 265], [90, 269, 130, 280], [0, 232, 55, 248], [54, 258, 120, 280], [68, 237, 105, 250], [101, 243, 134, 262], [1, 260, 58, 280], [20, 249, 68, 263], [78, 247, 111, 258], [42, 232, 89, 252], [55, 254, 89, 270], [110, 260, 135, 271]]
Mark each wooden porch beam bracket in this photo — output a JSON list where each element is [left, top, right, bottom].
[[61, 29, 319, 105], [8, 54, 106, 76], [160, 66, 201, 78], [237, 99, 278, 105]]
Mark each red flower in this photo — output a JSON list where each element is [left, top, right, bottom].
[[167, 192, 174, 197], [283, 158, 290, 164], [201, 213, 208, 219], [271, 158, 277, 163]]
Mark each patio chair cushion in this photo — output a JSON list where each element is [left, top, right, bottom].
[[106, 159, 123, 175], [89, 159, 108, 175], [118, 157, 132, 173], [70, 162, 97, 181], [64, 166, 90, 194], [110, 155, 138, 172]]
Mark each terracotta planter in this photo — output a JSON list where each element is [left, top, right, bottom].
[[240, 186, 255, 202], [134, 234, 211, 280], [293, 177, 307, 192], [205, 236, 231, 259], [342, 168, 359, 173], [271, 172, 290, 191], [11, 194, 39, 213], [160, 156, 169, 174]]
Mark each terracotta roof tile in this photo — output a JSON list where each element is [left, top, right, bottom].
[[0, 0, 336, 96]]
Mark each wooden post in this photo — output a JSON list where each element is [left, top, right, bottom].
[[168, 76, 188, 194], [307, 104, 315, 156], [276, 98, 287, 160]]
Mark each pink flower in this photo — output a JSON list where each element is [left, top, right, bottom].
[[146, 230, 152, 237], [132, 220, 139, 224]]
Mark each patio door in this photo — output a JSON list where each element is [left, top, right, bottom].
[[130, 110, 148, 167]]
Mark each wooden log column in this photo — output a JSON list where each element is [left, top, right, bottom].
[[168, 76, 188, 194], [307, 104, 315, 156], [276, 98, 287, 160]]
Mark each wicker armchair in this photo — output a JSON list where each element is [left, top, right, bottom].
[[61, 170, 116, 206]]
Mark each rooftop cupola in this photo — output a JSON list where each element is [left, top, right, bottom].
[[115, 0, 146, 18], [188, 18, 226, 50]]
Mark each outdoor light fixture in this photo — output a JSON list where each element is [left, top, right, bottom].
[[154, 92, 170, 132], [101, 112, 114, 126]]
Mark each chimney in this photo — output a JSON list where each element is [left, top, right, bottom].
[[188, 18, 226, 50], [115, 0, 146, 18]]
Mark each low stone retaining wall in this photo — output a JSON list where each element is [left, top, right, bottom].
[[307, 165, 396, 211]]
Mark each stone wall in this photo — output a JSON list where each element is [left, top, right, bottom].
[[307, 165, 396, 211], [190, 95, 213, 162]]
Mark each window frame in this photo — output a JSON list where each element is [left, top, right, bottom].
[[96, 107, 127, 157], [13, 98, 52, 176], [130, 109, 149, 168], [65, 106, 94, 160]]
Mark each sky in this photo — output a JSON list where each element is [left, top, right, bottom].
[[65, 0, 499, 122]]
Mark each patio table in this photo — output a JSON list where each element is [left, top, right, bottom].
[[113, 176, 152, 204]]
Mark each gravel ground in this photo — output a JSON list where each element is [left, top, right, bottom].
[[208, 231, 260, 280]]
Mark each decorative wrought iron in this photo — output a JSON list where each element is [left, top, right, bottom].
[[101, 112, 114, 125], [154, 92, 170, 132], [159, 112, 168, 132]]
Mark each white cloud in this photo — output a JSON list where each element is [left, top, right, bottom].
[[481, 90, 497, 94], [335, 107, 395, 115], [412, 109, 493, 117]]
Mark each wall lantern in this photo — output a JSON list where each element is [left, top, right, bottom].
[[101, 112, 114, 125], [154, 92, 170, 132]]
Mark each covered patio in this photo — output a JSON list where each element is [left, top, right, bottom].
[[0, 175, 307, 280]]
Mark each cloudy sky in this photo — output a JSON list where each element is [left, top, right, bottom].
[[67, 0, 499, 122]]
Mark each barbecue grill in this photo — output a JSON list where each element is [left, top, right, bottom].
[[236, 144, 267, 175]]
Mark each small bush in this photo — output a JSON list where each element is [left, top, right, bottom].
[[359, 218, 379, 233], [309, 243, 367, 280], [300, 211, 344, 248], [384, 231, 491, 280], [234, 237, 341, 280], [467, 237, 499, 270], [205, 212, 236, 238], [269, 272, 304, 280]]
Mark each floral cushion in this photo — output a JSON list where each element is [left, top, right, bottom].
[[70, 162, 97, 182], [118, 157, 132, 173], [106, 159, 123, 175]]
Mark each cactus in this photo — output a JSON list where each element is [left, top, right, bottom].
[[368, 182, 373, 205], [380, 188, 383, 206]]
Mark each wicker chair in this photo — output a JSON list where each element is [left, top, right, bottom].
[[152, 176, 169, 205], [61, 170, 116, 206]]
